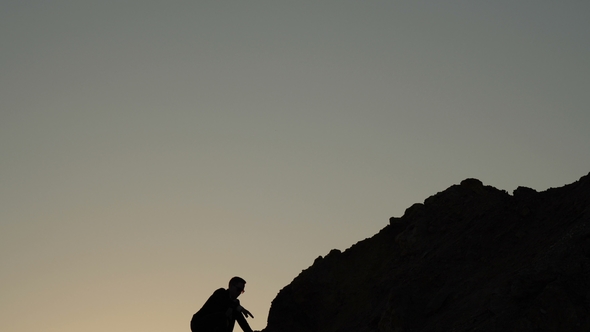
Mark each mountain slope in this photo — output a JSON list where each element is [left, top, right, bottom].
[[262, 173, 590, 332]]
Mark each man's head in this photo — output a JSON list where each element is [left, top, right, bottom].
[[228, 276, 246, 300]]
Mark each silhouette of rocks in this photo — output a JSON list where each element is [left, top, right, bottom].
[[262, 173, 590, 332]]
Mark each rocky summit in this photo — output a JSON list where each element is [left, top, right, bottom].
[[261, 173, 590, 332]]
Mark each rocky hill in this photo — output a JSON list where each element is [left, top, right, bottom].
[[261, 173, 590, 332]]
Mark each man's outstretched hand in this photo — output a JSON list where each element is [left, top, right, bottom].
[[241, 307, 254, 318]]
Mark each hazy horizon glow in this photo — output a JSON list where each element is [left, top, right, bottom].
[[1, 1, 589, 331]]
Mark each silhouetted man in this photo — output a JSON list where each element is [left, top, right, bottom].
[[191, 276, 254, 332]]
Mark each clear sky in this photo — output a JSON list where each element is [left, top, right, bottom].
[[1, 1, 588, 331]]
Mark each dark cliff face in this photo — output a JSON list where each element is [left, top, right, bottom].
[[262, 173, 590, 332]]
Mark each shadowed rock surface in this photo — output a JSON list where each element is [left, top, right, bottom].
[[261, 173, 590, 332]]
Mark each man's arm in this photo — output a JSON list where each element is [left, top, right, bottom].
[[235, 311, 254, 332], [236, 304, 253, 318]]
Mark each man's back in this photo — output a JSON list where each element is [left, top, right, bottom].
[[191, 288, 232, 332]]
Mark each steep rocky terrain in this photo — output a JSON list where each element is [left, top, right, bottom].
[[261, 173, 590, 332]]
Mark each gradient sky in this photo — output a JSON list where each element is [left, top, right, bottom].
[[1, 1, 589, 331]]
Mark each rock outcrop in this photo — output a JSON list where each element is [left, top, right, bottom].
[[262, 173, 590, 332]]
